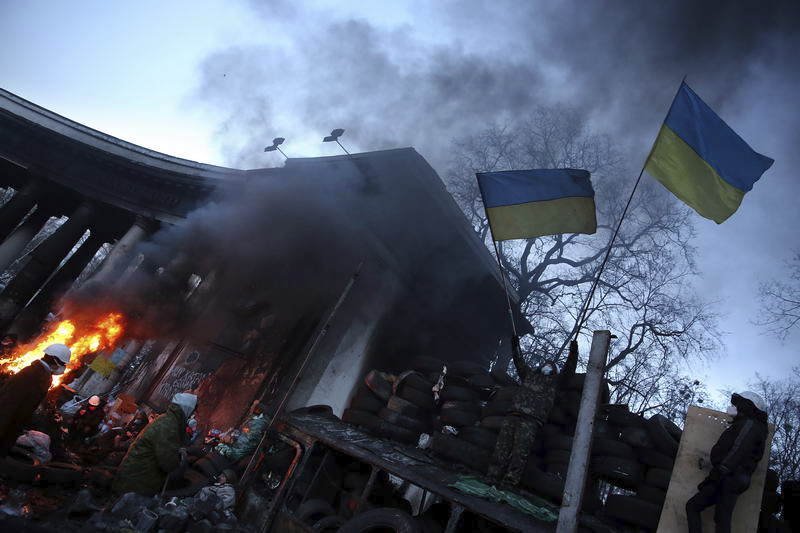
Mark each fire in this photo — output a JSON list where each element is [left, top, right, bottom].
[[0, 311, 126, 387]]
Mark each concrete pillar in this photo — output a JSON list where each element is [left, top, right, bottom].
[[0, 201, 94, 329], [0, 180, 42, 242], [0, 207, 50, 273], [91, 216, 154, 284], [8, 230, 106, 340]]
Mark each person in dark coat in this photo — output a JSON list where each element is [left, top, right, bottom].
[[686, 391, 769, 533], [487, 338, 578, 487], [112, 392, 197, 495], [0, 343, 72, 457]]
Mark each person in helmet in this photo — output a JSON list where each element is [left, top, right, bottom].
[[487, 338, 578, 487], [0, 343, 71, 456], [68, 395, 106, 446], [686, 391, 769, 533], [112, 392, 198, 495]]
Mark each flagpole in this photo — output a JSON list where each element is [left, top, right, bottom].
[[491, 239, 519, 338], [568, 77, 687, 344]]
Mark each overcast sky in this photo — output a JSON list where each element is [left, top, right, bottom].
[[2, 0, 798, 401]]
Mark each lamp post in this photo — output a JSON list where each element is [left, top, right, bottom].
[[264, 137, 288, 159], [322, 128, 350, 156]]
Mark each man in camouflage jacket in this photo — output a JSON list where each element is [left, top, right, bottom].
[[488, 338, 578, 487]]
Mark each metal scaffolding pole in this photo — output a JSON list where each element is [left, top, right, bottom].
[[557, 330, 611, 532]]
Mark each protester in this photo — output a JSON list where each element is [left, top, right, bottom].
[[686, 391, 769, 533], [487, 338, 577, 487], [214, 400, 268, 462], [0, 343, 71, 457], [112, 392, 198, 495], [113, 409, 148, 450], [69, 395, 106, 445]]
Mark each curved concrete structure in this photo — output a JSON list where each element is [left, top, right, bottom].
[[0, 88, 529, 427]]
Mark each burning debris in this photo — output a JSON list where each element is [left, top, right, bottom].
[[0, 311, 126, 387]]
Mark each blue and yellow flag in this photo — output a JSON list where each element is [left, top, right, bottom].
[[476, 169, 597, 241], [646, 82, 774, 223]]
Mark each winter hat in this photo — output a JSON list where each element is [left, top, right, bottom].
[[734, 391, 767, 413], [171, 393, 198, 418]]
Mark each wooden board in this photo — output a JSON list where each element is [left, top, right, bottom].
[[657, 405, 773, 532]]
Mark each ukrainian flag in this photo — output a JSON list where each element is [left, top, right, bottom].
[[477, 169, 597, 241], [646, 82, 774, 223]]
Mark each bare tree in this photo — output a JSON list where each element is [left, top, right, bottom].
[[446, 106, 720, 416], [757, 254, 800, 340], [749, 369, 800, 485]]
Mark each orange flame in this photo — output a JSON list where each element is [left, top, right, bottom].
[[0, 311, 126, 387]]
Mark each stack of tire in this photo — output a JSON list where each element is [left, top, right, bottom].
[[514, 374, 612, 512], [429, 360, 504, 473], [598, 405, 682, 531], [342, 368, 437, 446]]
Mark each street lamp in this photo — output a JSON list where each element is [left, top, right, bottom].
[[264, 137, 288, 159], [322, 128, 350, 156]]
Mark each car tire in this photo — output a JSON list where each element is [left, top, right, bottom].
[[378, 408, 430, 433], [396, 371, 435, 392], [591, 456, 642, 489], [342, 408, 383, 431], [338, 507, 422, 533], [440, 400, 480, 414], [483, 399, 512, 417], [447, 361, 487, 377], [545, 450, 572, 466], [521, 464, 565, 503], [440, 407, 480, 427], [636, 484, 667, 506], [297, 499, 336, 524], [480, 415, 506, 431], [397, 384, 436, 410], [312, 515, 346, 532], [602, 405, 646, 428], [548, 404, 570, 425], [468, 374, 496, 389], [646, 415, 680, 457], [410, 357, 446, 374], [430, 433, 488, 473], [457, 426, 498, 450], [365, 370, 393, 401], [637, 448, 675, 470], [604, 494, 661, 529], [350, 386, 386, 413], [387, 396, 428, 419], [591, 438, 635, 460], [645, 467, 672, 490], [620, 426, 653, 449], [440, 385, 480, 402], [545, 433, 573, 452]]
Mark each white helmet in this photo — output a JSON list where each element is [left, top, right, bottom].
[[736, 391, 767, 413], [88, 395, 101, 407], [44, 343, 72, 365]]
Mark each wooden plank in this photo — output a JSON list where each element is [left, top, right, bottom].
[[657, 405, 773, 532]]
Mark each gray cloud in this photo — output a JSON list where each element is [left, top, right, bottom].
[[190, 0, 800, 389]]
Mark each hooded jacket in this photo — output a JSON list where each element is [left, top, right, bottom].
[[710, 407, 768, 479], [0, 360, 52, 456], [112, 403, 186, 495]]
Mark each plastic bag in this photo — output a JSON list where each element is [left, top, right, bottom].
[[15, 430, 52, 463]]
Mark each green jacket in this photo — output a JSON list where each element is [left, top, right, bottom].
[[112, 404, 185, 495], [215, 413, 267, 462]]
